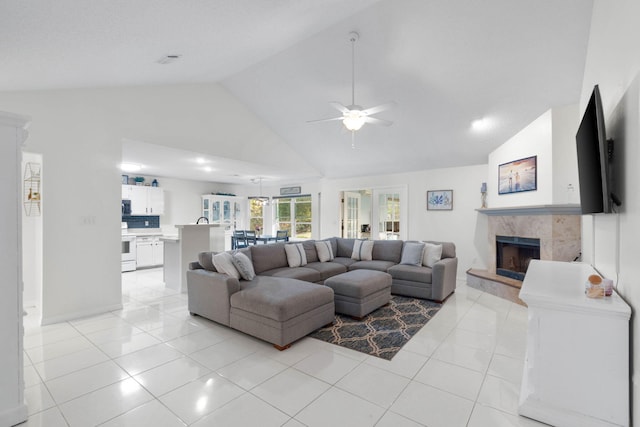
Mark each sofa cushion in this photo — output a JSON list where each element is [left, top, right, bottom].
[[315, 240, 335, 262], [372, 240, 404, 263], [332, 256, 357, 268], [349, 260, 396, 272], [230, 277, 334, 322], [336, 238, 356, 258], [285, 243, 307, 267], [197, 251, 217, 271], [212, 252, 241, 280], [301, 240, 319, 263], [400, 241, 425, 266], [425, 240, 456, 259], [351, 240, 374, 261], [250, 243, 288, 274], [259, 266, 322, 283], [422, 243, 443, 267], [232, 252, 255, 281], [305, 261, 347, 281], [388, 264, 433, 283]]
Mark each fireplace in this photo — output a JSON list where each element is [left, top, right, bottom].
[[496, 235, 540, 281]]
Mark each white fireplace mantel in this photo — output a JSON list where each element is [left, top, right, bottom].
[[477, 204, 581, 216]]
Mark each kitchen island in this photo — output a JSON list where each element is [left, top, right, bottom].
[[162, 224, 225, 293]]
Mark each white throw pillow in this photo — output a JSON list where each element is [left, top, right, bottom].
[[315, 240, 335, 262], [231, 252, 255, 281], [351, 240, 374, 261], [400, 241, 426, 266], [422, 242, 443, 268], [212, 252, 241, 280], [284, 243, 307, 267]]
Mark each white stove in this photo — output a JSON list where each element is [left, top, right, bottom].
[[121, 222, 136, 272]]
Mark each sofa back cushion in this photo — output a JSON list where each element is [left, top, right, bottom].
[[250, 243, 289, 274], [336, 238, 356, 258], [301, 240, 319, 263], [425, 240, 456, 259], [372, 240, 404, 263]]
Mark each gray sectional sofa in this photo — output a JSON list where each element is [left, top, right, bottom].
[[187, 237, 457, 349]]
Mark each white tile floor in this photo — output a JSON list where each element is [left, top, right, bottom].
[[21, 268, 549, 427]]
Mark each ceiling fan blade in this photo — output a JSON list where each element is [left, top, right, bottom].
[[307, 116, 344, 124], [364, 116, 393, 127], [361, 101, 397, 116], [329, 102, 350, 114]]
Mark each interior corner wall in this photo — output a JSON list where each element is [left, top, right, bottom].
[[551, 104, 581, 204], [580, 0, 640, 422], [318, 164, 489, 276], [22, 151, 43, 310], [486, 110, 554, 208]]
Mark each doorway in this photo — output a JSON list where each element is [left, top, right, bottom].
[[340, 186, 407, 240]]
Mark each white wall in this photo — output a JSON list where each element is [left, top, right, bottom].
[[22, 151, 43, 309], [0, 82, 306, 324], [318, 164, 489, 275], [580, 0, 640, 421], [551, 104, 581, 204]]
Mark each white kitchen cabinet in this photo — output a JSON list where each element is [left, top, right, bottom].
[[201, 195, 246, 229], [519, 260, 631, 427], [122, 185, 164, 215], [136, 236, 164, 268]]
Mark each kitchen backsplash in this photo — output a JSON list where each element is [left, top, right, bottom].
[[122, 215, 160, 229]]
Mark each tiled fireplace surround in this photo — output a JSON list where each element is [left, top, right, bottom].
[[481, 205, 582, 274]]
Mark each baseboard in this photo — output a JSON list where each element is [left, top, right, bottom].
[[0, 402, 28, 427], [41, 302, 123, 325]]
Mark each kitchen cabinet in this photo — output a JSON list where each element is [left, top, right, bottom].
[[136, 236, 164, 268], [202, 195, 247, 251], [122, 185, 164, 215]]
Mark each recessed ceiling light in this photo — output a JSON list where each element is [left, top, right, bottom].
[[196, 157, 207, 164], [120, 163, 142, 172], [471, 118, 491, 131], [203, 166, 213, 172], [157, 54, 182, 65]]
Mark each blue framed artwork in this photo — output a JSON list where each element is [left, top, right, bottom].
[[427, 190, 453, 210], [498, 155, 537, 195]]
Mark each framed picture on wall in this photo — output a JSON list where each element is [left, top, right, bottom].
[[498, 155, 537, 195], [427, 190, 453, 210]]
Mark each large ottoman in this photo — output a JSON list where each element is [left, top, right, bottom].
[[324, 270, 392, 318], [229, 277, 335, 350]]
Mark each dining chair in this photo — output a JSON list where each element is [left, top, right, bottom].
[[233, 230, 247, 249], [275, 230, 289, 242], [245, 230, 257, 245]]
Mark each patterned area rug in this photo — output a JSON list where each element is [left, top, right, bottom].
[[309, 295, 442, 360]]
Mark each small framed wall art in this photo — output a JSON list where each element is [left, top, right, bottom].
[[427, 190, 453, 210], [498, 155, 537, 195]]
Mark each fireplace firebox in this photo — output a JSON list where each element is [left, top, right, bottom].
[[496, 236, 540, 281]]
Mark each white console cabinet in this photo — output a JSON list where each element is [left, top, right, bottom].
[[519, 260, 630, 427]]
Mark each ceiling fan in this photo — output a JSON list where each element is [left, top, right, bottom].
[[308, 31, 396, 147]]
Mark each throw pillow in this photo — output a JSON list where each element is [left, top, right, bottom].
[[198, 251, 217, 271], [422, 242, 443, 268], [315, 240, 335, 262], [212, 252, 241, 280], [400, 241, 426, 266], [351, 240, 374, 261], [284, 243, 307, 267], [231, 252, 255, 281]]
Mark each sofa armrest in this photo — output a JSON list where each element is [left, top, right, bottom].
[[186, 269, 240, 326], [430, 257, 458, 302]]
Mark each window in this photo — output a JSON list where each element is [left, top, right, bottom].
[[248, 198, 264, 232], [275, 195, 312, 239]]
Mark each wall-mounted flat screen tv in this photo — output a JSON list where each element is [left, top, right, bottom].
[[576, 85, 618, 214]]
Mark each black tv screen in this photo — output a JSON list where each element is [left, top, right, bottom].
[[576, 85, 611, 214]]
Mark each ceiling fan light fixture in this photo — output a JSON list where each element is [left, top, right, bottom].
[[343, 113, 365, 131]]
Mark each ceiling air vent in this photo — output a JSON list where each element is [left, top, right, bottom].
[[156, 55, 182, 65]]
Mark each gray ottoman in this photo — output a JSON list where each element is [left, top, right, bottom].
[[325, 270, 392, 318]]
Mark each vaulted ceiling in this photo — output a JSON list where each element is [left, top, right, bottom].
[[1, 0, 594, 183]]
